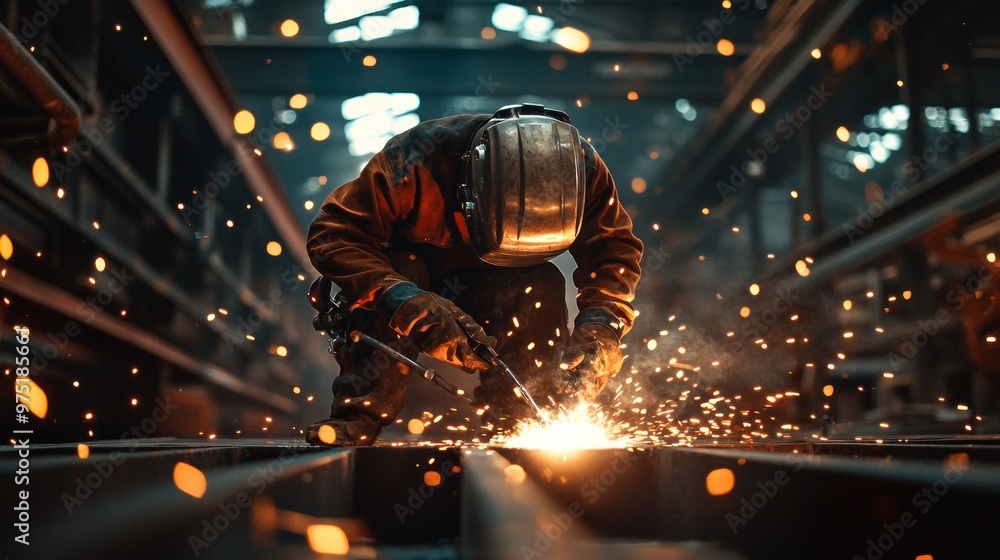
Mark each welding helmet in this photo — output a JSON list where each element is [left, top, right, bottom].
[[458, 103, 587, 267]]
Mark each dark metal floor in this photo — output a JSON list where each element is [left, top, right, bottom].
[[3, 436, 999, 559]]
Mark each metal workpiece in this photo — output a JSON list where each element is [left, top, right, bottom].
[[3, 438, 996, 559], [461, 448, 746, 559], [461, 449, 599, 560], [8, 441, 346, 558]]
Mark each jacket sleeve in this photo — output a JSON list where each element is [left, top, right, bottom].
[[307, 151, 414, 307], [568, 151, 643, 338]]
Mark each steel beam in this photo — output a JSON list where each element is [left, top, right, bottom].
[[207, 44, 740, 102], [787, 158, 1000, 289], [505, 444, 999, 559], [10, 443, 347, 558], [660, 0, 861, 219], [0, 146, 300, 387], [88, 134, 292, 335], [1, 440, 997, 558], [130, 0, 311, 270], [0, 21, 81, 146], [1, 265, 296, 413], [462, 449, 596, 559]]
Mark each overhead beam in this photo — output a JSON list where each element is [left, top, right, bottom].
[[203, 35, 758, 57], [0, 21, 81, 146], [208, 44, 744, 101], [786, 145, 1000, 289], [660, 0, 861, 219]]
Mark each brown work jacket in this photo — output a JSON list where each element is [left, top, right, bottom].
[[307, 114, 643, 337]]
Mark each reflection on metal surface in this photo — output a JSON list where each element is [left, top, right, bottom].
[[172, 461, 207, 498], [705, 467, 736, 496], [24, 378, 48, 419], [306, 524, 349, 554]]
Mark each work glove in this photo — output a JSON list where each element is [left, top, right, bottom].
[[558, 323, 623, 400], [378, 282, 495, 372]]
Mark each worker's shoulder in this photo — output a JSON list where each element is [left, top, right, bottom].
[[580, 137, 606, 175], [383, 113, 490, 167]]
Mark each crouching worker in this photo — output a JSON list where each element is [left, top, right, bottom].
[[305, 104, 642, 446]]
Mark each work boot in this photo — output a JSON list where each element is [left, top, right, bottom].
[[306, 414, 381, 446]]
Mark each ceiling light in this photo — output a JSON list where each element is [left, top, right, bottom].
[[341, 92, 419, 120], [359, 15, 393, 41], [388, 5, 419, 30], [329, 26, 361, 43], [349, 135, 393, 156], [311, 122, 331, 141], [325, 0, 404, 26], [491, 3, 528, 32], [279, 19, 299, 37], [519, 14, 553, 42], [552, 26, 590, 53]]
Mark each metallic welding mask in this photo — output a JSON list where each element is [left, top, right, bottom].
[[458, 103, 587, 267]]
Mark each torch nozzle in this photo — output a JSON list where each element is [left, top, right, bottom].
[[474, 344, 547, 423]]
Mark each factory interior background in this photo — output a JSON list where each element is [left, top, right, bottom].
[[2, 0, 1000, 558]]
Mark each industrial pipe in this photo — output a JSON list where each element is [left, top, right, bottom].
[[0, 21, 82, 146]]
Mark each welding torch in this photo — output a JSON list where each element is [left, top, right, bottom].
[[349, 330, 547, 423], [470, 342, 546, 422]]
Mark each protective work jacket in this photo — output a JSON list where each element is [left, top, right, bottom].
[[307, 114, 643, 338]]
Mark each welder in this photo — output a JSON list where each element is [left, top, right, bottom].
[[305, 103, 642, 446]]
